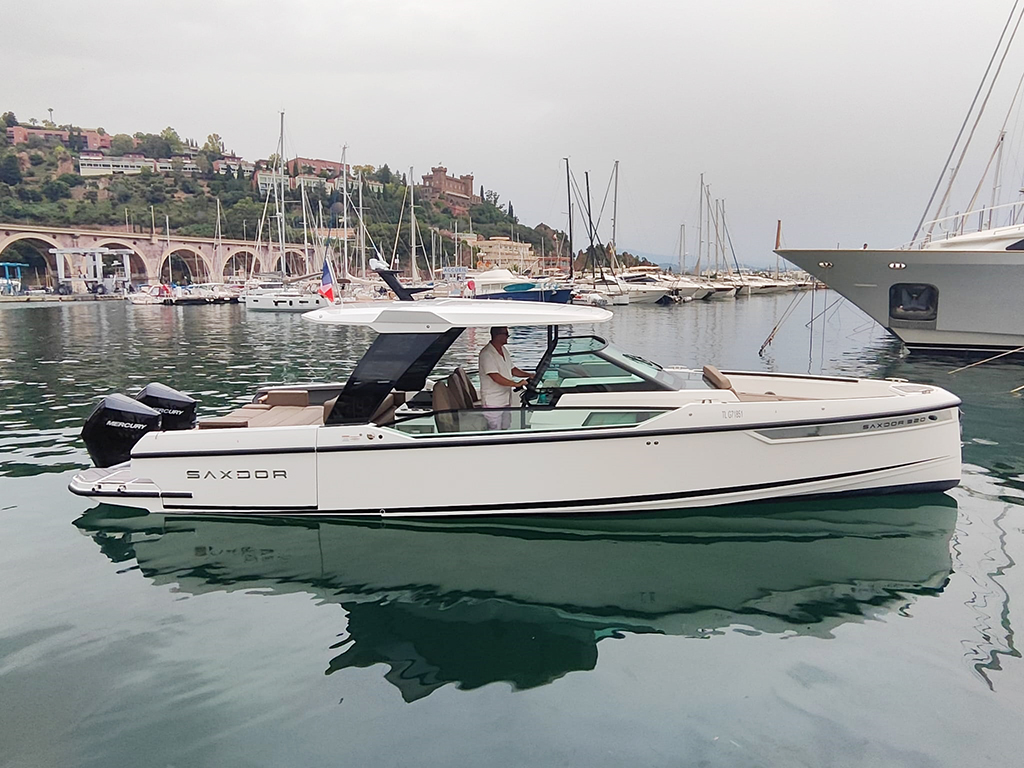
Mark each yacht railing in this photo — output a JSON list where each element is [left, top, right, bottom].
[[910, 200, 1024, 248]]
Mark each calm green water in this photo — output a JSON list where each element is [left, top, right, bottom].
[[2, 295, 1023, 767]]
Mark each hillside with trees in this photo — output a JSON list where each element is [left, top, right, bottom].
[[0, 110, 572, 274]]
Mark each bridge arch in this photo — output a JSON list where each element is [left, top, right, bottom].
[[158, 246, 213, 285], [0, 232, 69, 290], [223, 249, 257, 281], [93, 239, 150, 285], [275, 248, 313, 277]]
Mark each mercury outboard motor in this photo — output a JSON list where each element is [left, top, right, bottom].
[[81, 394, 162, 468], [135, 382, 197, 430]]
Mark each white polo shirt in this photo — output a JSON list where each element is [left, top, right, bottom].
[[478, 342, 515, 407]]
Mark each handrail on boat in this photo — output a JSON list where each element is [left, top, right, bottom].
[[907, 199, 1024, 249]]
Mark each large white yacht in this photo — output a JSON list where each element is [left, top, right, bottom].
[[70, 298, 961, 516], [778, 220, 1024, 352]]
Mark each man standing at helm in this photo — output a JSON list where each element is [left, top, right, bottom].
[[478, 326, 532, 429]]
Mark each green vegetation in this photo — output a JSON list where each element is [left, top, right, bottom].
[[0, 112, 565, 274]]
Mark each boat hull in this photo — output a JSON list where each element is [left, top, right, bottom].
[[244, 293, 331, 312], [475, 288, 572, 303], [70, 398, 962, 517], [778, 247, 1024, 351]]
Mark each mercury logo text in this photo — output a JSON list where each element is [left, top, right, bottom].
[[106, 420, 148, 430]]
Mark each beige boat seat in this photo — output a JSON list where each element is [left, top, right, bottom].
[[702, 365, 733, 391], [198, 389, 324, 429], [699, 367, 801, 402], [451, 367, 480, 406], [432, 380, 458, 432], [260, 389, 309, 407]]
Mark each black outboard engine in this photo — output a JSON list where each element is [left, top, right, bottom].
[[135, 382, 197, 430], [81, 394, 162, 468]]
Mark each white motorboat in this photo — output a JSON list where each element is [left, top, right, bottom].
[[70, 298, 962, 516]]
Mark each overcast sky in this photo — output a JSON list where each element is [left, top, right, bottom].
[[6, 1, 1024, 266]]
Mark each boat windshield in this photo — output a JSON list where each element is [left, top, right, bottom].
[[531, 335, 685, 400]]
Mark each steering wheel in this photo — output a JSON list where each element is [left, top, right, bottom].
[[519, 374, 540, 405]]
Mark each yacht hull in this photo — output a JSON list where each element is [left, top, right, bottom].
[[778, 247, 1024, 351], [70, 397, 961, 517]]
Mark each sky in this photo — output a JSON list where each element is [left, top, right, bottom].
[[6, 0, 1024, 266]]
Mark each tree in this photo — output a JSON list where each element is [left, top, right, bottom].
[[378, 164, 392, 184], [42, 179, 71, 202], [2, 112, 17, 127], [110, 134, 135, 155], [0, 154, 21, 185], [96, 127, 106, 136], [201, 133, 224, 158], [160, 127, 183, 153], [135, 134, 172, 159]]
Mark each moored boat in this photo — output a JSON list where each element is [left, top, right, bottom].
[[70, 295, 962, 516]]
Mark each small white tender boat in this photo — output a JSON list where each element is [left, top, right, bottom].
[[70, 300, 962, 516]]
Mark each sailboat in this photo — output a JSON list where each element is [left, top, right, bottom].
[[244, 113, 335, 313]]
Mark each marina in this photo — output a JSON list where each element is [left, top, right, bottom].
[[2, 294, 1023, 765], [6, 3, 1024, 766]]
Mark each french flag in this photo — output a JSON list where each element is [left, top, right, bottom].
[[318, 258, 335, 303]]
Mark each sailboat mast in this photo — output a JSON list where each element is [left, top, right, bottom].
[[611, 159, 619, 251], [276, 111, 287, 275], [358, 170, 366, 278], [341, 145, 349, 278], [697, 174, 703, 275], [679, 223, 684, 274], [564, 157, 574, 280], [300, 184, 310, 275], [409, 166, 419, 282]]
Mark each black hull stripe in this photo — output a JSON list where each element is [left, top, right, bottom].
[[155, 458, 946, 513], [131, 404, 960, 460]]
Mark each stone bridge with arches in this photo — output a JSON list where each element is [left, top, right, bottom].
[[0, 223, 314, 288]]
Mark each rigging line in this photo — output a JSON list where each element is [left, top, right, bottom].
[[722, 212, 742, 272], [758, 290, 807, 355], [594, 164, 616, 236], [804, 296, 845, 328], [965, 67, 1024, 214], [912, 0, 1022, 243], [924, 2, 1024, 241], [390, 185, 408, 269], [948, 343, 1024, 374]]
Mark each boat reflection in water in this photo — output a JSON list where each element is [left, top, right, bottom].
[[75, 496, 958, 702]]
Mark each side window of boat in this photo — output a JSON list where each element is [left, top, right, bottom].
[[889, 283, 938, 322]]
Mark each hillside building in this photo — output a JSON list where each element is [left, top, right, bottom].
[[419, 166, 481, 216]]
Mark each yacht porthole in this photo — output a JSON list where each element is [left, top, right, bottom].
[[818, 261, 833, 269], [888, 262, 907, 270]]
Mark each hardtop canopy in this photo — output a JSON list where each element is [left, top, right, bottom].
[[303, 298, 612, 334]]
